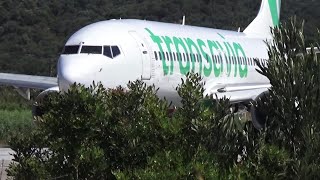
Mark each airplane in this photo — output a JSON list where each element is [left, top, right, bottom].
[[0, 0, 282, 129]]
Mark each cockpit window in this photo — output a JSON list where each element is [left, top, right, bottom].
[[81, 46, 102, 54], [62, 45, 79, 54], [104, 45, 121, 58], [104, 46, 112, 58], [111, 46, 120, 57]]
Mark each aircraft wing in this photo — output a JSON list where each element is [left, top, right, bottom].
[[204, 83, 271, 103], [0, 73, 58, 90]]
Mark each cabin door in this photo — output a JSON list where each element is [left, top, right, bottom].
[[129, 31, 152, 80]]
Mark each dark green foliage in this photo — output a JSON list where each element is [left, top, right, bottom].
[[8, 70, 313, 179], [256, 18, 320, 178], [7, 74, 252, 179], [0, 0, 319, 76], [7, 80, 171, 179], [7, 62, 320, 179]]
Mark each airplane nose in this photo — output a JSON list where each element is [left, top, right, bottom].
[[58, 59, 81, 92], [57, 54, 106, 92], [57, 55, 92, 92], [58, 66, 78, 91]]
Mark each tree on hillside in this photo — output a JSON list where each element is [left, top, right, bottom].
[[0, 0, 319, 75]]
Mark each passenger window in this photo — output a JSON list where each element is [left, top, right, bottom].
[[103, 46, 112, 58], [170, 52, 173, 61], [178, 53, 181, 61], [111, 46, 121, 57], [154, 51, 158, 60], [81, 46, 102, 54], [62, 45, 80, 54]]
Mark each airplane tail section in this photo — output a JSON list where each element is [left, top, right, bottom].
[[244, 0, 281, 38]]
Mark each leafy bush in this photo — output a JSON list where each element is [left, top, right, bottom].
[[7, 73, 254, 179], [256, 18, 320, 178]]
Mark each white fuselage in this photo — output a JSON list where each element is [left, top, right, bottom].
[[57, 19, 270, 104]]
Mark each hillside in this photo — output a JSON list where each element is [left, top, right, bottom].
[[0, 0, 319, 76]]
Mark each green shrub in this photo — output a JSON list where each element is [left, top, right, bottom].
[[255, 18, 320, 177], [7, 74, 248, 179]]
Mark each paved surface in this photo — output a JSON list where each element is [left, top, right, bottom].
[[0, 148, 14, 180]]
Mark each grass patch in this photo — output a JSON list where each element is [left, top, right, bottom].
[[0, 87, 32, 111], [0, 109, 34, 144]]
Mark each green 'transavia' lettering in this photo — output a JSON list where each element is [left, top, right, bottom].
[[145, 28, 249, 78]]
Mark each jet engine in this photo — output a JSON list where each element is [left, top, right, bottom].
[[32, 86, 59, 119], [250, 91, 269, 129]]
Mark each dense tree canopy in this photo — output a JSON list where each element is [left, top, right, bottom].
[[0, 0, 319, 76]]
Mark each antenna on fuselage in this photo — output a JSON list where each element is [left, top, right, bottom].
[[182, 15, 185, 26], [237, 27, 241, 32]]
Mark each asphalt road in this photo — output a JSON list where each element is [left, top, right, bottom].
[[0, 148, 14, 180]]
